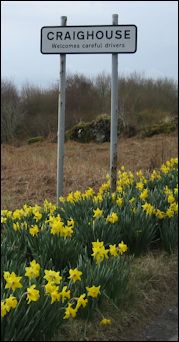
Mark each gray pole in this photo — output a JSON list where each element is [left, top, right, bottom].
[[110, 13, 118, 192], [57, 16, 67, 206]]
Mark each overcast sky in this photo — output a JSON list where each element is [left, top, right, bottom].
[[1, 1, 178, 89]]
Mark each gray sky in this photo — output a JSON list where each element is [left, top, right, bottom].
[[1, 1, 178, 89]]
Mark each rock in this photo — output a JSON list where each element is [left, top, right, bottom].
[[27, 136, 44, 144]]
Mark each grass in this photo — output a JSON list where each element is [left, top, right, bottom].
[[1, 132, 178, 210]]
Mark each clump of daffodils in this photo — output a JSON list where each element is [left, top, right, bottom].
[[91, 240, 128, 264], [1, 157, 178, 339], [2, 261, 101, 321]]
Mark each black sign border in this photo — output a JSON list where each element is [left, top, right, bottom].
[[40, 24, 137, 54]]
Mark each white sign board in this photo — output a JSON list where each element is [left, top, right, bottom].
[[41, 25, 137, 54]]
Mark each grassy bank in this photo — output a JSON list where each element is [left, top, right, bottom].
[[1, 150, 178, 341]]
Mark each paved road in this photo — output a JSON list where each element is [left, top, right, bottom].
[[168, 335, 178, 341], [135, 305, 178, 341]]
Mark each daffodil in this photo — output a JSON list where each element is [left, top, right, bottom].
[[4, 272, 23, 291], [59, 286, 71, 303], [92, 244, 109, 264], [155, 209, 166, 219], [13, 222, 20, 231], [86, 285, 101, 298], [116, 185, 123, 193], [92, 240, 104, 249], [44, 270, 62, 284], [50, 290, 61, 304], [150, 170, 161, 181], [100, 318, 111, 325], [106, 212, 119, 224], [1, 217, 7, 224], [68, 268, 82, 283], [50, 220, 64, 235], [136, 182, 144, 190], [170, 202, 178, 213], [33, 211, 42, 222], [67, 218, 75, 228], [1, 301, 7, 318], [62, 226, 73, 237], [44, 282, 59, 295], [129, 197, 135, 205], [73, 191, 82, 201], [118, 241, 128, 254], [109, 244, 118, 256], [139, 189, 148, 201], [59, 196, 65, 203], [93, 194, 103, 204], [83, 187, 95, 199], [161, 164, 170, 173], [167, 195, 175, 204], [116, 197, 123, 206], [5, 296, 18, 311], [26, 285, 40, 304], [67, 192, 75, 203], [12, 209, 24, 220], [174, 185, 178, 195], [29, 225, 40, 236], [98, 182, 110, 194], [25, 260, 40, 279], [93, 208, 103, 218], [63, 303, 77, 319], [142, 202, 155, 215], [166, 208, 175, 217], [75, 294, 88, 310]]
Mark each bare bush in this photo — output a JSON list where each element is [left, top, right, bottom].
[[19, 83, 58, 137], [1, 79, 21, 143], [65, 73, 100, 129]]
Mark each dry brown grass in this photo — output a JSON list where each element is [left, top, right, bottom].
[[1, 132, 178, 210]]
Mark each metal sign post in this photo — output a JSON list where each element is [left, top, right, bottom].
[[57, 16, 67, 206], [110, 14, 118, 192]]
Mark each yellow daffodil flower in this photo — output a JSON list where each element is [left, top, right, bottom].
[[118, 241, 128, 255], [59, 286, 71, 303], [26, 285, 40, 304], [100, 318, 112, 325], [4, 272, 23, 291], [86, 285, 101, 298], [68, 268, 82, 283], [25, 260, 40, 279], [75, 294, 88, 310], [44, 270, 62, 284], [29, 225, 40, 236], [93, 208, 103, 218], [106, 212, 119, 224], [63, 303, 77, 319]]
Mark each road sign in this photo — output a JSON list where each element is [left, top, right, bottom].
[[41, 25, 137, 54], [40, 15, 138, 205]]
